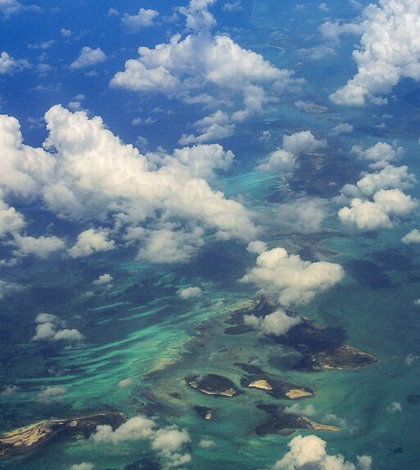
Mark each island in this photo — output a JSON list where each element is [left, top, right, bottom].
[[255, 404, 340, 437], [0, 412, 125, 458], [274, 320, 378, 371], [186, 374, 239, 397], [235, 363, 314, 400], [225, 303, 378, 372]]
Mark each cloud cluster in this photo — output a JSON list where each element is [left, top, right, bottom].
[[351, 141, 404, 170], [339, 140, 417, 230], [32, 313, 84, 343], [0, 51, 29, 75], [257, 131, 327, 177], [0, 105, 258, 265], [92, 416, 191, 468], [241, 246, 344, 307], [111, 0, 299, 143], [331, 0, 420, 105], [274, 435, 372, 470], [244, 309, 301, 336], [339, 188, 417, 230]]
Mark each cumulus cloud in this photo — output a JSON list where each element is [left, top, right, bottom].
[[0, 198, 25, 237], [0, 0, 38, 17], [330, 123, 354, 136], [331, 0, 420, 105], [257, 131, 327, 176], [0, 51, 29, 75], [275, 197, 329, 233], [179, 0, 217, 32], [68, 229, 115, 258], [70, 47, 107, 69], [244, 309, 301, 336], [92, 273, 113, 285], [91, 416, 191, 468], [70, 464, 94, 470], [241, 246, 344, 307], [32, 312, 84, 343], [139, 226, 205, 264], [351, 141, 404, 170], [177, 286, 202, 299], [339, 189, 418, 230], [387, 402, 402, 413], [122, 8, 159, 30], [402, 229, 420, 244], [179, 111, 234, 145], [0, 279, 21, 299], [274, 435, 372, 470], [341, 165, 416, 198], [0, 105, 257, 263], [12, 234, 65, 258], [111, 0, 300, 138]]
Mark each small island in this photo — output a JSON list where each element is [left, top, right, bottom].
[[0, 412, 125, 458], [186, 374, 239, 397], [255, 404, 340, 437], [235, 363, 314, 400]]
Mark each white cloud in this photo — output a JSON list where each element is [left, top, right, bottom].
[[351, 141, 404, 170], [387, 402, 402, 413], [68, 229, 115, 258], [13, 234, 65, 259], [91, 416, 191, 468], [36, 386, 66, 403], [402, 229, 420, 244], [257, 131, 327, 176], [341, 165, 416, 198], [70, 47, 107, 69], [223, 1, 243, 12], [282, 131, 327, 155], [179, 0, 217, 32], [0, 51, 29, 75], [111, 0, 299, 134], [339, 189, 418, 230], [244, 309, 301, 336], [138, 226, 205, 264], [179, 111, 234, 145], [0, 106, 258, 263], [92, 273, 113, 285], [118, 378, 133, 388], [247, 240, 267, 254], [32, 313, 84, 343], [330, 123, 354, 136], [275, 197, 329, 233], [70, 464, 94, 470], [331, 0, 420, 106], [0, 279, 21, 300], [241, 246, 344, 307], [0, 199, 25, 238], [0, 0, 38, 16], [177, 286, 202, 299], [274, 435, 372, 470], [320, 20, 363, 43], [122, 8, 159, 30]]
